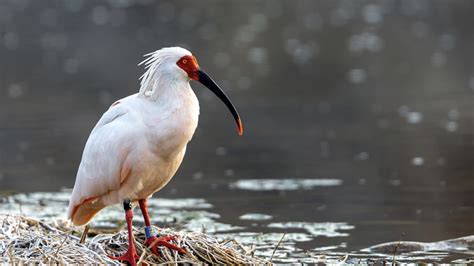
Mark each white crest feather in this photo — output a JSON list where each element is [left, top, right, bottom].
[[138, 47, 192, 95]]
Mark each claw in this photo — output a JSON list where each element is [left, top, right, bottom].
[[108, 246, 139, 266], [145, 235, 186, 256]]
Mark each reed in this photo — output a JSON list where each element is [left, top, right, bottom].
[[0, 214, 268, 264]]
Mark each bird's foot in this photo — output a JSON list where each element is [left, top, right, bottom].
[[108, 246, 140, 266], [145, 235, 186, 256]]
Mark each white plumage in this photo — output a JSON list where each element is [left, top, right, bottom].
[[68, 47, 200, 225]]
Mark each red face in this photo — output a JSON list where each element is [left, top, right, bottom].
[[176, 53, 243, 136], [176, 55, 200, 80]]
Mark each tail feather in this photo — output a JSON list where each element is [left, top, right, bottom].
[[69, 197, 106, 226]]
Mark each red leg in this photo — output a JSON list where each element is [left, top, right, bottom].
[[139, 198, 152, 227], [138, 198, 186, 256], [109, 199, 139, 265]]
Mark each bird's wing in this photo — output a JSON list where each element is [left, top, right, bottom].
[[67, 101, 141, 224]]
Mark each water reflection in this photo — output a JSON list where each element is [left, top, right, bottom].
[[268, 221, 354, 237], [230, 178, 342, 191], [239, 213, 272, 221]]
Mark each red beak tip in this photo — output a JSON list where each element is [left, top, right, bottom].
[[237, 119, 243, 136]]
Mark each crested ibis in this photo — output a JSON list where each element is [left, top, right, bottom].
[[67, 47, 243, 264]]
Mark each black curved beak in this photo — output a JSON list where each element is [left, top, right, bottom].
[[197, 69, 243, 136]]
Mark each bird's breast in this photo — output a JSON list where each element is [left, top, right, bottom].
[[147, 101, 199, 161]]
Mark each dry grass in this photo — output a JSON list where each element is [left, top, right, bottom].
[[0, 214, 269, 264]]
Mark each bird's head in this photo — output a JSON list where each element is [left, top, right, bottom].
[[139, 47, 243, 136]]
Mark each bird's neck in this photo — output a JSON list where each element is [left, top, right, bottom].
[[140, 73, 184, 99], [138, 74, 198, 111]]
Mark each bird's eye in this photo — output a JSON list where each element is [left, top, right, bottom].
[[182, 59, 188, 64]]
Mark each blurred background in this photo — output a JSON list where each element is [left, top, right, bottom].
[[0, 0, 473, 252]]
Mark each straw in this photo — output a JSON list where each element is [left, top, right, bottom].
[[0, 214, 268, 264]]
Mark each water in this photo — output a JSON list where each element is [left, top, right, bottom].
[[2, 191, 474, 263], [0, 0, 473, 263]]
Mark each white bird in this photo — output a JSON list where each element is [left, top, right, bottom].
[[67, 47, 243, 264]]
